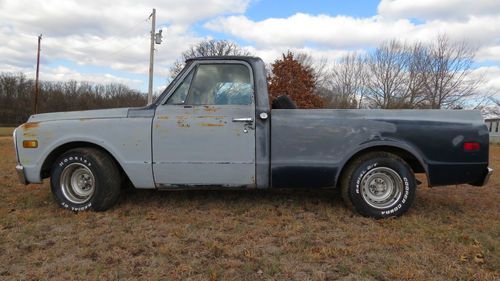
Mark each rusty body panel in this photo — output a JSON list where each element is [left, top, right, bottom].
[[14, 108, 154, 188], [152, 105, 256, 187], [152, 60, 257, 188], [20, 122, 40, 130]]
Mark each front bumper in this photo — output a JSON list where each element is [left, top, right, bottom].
[[16, 165, 27, 185]]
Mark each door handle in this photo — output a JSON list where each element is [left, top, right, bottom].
[[232, 117, 253, 123]]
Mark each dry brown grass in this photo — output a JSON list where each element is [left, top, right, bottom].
[[0, 137, 498, 280], [0, 127, 14, 137]]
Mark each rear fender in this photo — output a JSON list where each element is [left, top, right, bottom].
[[336, 139, 429, 185]]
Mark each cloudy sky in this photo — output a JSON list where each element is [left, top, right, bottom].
[[1, 0, 499, 94]]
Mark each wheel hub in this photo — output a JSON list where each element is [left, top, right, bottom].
[[61, 163, 95, 204], [360, 167, 403, 209]]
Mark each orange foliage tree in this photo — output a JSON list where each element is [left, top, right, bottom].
[[268, 52, 325, 108]]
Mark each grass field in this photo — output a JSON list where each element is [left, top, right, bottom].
[[0, 137, 498, 280], [0, 127, 14, 137]]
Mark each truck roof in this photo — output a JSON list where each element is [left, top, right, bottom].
[[185, 56, 262, 63]]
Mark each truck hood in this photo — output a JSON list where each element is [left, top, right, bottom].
[[28, 108, 131, 123]]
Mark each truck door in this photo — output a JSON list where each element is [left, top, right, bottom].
[[152, 61, 256, 187]]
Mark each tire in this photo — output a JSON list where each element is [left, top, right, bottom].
[[340, 152, 416, 218], [50, 148, 121, 212], [272, 95, 297, 109]]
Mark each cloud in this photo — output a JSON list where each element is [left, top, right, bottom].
[[0, 0, 250, 84], [205, 13, 500, 50], [477, 46, 500, 62], [0, 0, 251, 37], [204, 11, 500, 76], [205, 14, 416, 49], [473, 66, 500, 95], [378, 0, 500, 20]]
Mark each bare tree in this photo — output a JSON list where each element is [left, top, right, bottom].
[[480, 97, 500, 116], [295, 52, 330, 90], [364, 40, 410, 109], [364, 40, 454, 109], [399, 43, 427, 108], [325, 53, 367, 108], [292, 52, 345, 109], [169, 40, 252, 78], [421, 35, 480, 109]]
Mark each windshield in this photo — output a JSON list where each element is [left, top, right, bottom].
[[153, 61, 193, 105]]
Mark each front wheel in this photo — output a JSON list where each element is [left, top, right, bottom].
[[341, 152, 416, 218], [50, 148, 121, 211]]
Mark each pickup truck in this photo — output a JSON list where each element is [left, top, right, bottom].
[[13, 56, 492, 218]]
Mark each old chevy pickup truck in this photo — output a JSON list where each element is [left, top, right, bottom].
[[13, 56, 492, 218]]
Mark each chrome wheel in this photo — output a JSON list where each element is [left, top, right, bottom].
[[60, 163, 95, 204], [360, 167, 403, 209]]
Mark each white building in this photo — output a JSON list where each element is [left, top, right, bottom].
[[485, 118, 500, 143]]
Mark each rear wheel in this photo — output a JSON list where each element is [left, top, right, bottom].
[[341, 152, 416, 218], [50, 148, 121, 211]]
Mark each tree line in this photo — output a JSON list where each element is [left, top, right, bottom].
[[0, 73, 147, 126], [0, 35, 487, 125]]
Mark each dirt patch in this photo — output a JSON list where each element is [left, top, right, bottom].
[[0, 137, 498, 280]]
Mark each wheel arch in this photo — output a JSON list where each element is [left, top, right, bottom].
[[335, 143, 428, 188], [40, 141, 131, 184]]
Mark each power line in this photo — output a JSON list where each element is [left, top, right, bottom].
[[34, 34, 42, 114], [148, 8, 163, 105], [82, 16, 150, 50], [148, 8, 156, 105], [106, 32, 150, 58]]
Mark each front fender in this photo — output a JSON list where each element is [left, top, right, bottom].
[[15, 118, 154, 188]]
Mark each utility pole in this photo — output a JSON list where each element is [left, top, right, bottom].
[[34, 34, 42, 114], [147, 8, 156, 105]]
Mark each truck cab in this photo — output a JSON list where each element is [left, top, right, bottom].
[[149, 57, 270, 188]]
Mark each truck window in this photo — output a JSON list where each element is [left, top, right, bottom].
[[166, 68, 195, 105], [185, 64, 253, 105]]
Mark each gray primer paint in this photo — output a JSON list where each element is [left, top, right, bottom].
[[15, 117, 154, 188], [156, 57, 271, 188]]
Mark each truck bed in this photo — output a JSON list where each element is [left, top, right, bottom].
[[270, 109, 489, 188]]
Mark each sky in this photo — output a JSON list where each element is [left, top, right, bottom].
[[1, 0, 499, 96]]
